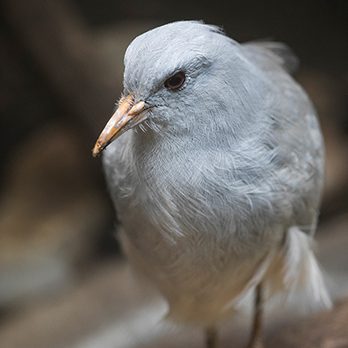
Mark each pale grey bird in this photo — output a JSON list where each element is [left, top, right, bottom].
[[92, 21, 331, 348]]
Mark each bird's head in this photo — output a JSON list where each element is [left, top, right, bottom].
[[92, 21, 263, 157]]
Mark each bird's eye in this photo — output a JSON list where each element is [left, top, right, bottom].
[[164, 71, 186, 90]]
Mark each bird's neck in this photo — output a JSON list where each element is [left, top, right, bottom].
[[131, 115, 244, 155]]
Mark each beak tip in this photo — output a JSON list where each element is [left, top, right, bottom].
[[92, 142, 102, 158]]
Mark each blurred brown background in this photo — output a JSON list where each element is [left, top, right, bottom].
[[0, 0, 347, 347]]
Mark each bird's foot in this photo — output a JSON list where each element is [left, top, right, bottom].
[[245, 338, 264, 348], [205, 326, 218, 348], [245, 283, 264, 348]]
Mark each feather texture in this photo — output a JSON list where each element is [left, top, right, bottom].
[[102, 21, 331, 326]]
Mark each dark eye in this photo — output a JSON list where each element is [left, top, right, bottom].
[[164, 71, 186, 90]]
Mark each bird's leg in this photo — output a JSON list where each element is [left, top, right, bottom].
[[205, 325, 218, 348], [246, 283, 264, 348]]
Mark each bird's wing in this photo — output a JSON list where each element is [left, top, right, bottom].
[[266, 103, 324, 236], [238, 42, 324, 235], [271, 89, 324, 236], [241, 41, 299, 74]]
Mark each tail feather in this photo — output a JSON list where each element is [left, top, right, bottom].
[[266, 226, 332, 310], [284, 227, 332, 309]]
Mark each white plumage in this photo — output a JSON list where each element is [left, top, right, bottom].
[[95, 21, 331, 347]]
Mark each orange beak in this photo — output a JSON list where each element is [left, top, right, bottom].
[[92, 95, 146, 157]]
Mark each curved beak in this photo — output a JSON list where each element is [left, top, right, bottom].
[[92, 95, 146, 157]]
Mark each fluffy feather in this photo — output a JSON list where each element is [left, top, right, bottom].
[[102, 21, 330, 326], [279, 226, 331, 309]]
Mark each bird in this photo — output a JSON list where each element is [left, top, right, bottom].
[[92, 21, 332, 348]]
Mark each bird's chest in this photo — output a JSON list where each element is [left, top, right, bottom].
[[118, 151, 203, 237], [110, 139, 283, 319], [115, 140, 266, 249], [117, 147, 257, 268]]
